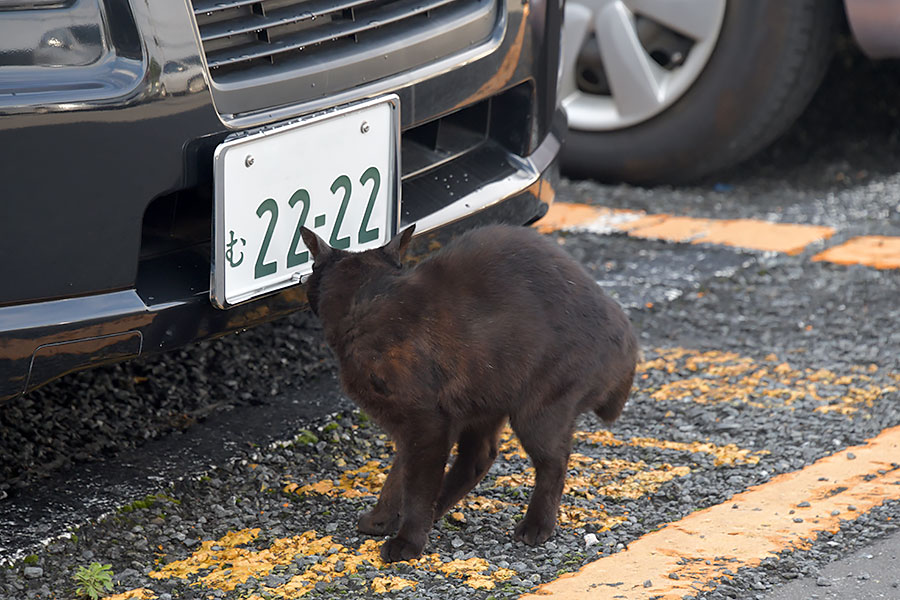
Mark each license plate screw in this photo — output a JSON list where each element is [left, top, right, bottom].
[[292, 272, 309, 284], [244, 155, 255, 168], [360, 121, 370, 134]]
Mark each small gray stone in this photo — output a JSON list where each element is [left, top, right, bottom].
[[114, 568, 140, 584], [643, 579, 652, 588], [325, 522, 338, 533], [816, 577, 832, 587], [183, 538, 199, 547], [583, 533, 599, 547], [451, 536, 464, 549], [23, 567, 42, 579]]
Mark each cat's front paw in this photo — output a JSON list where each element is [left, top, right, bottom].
[[380, 535, 425, 562], [514, 517, 556, 546], [358, 509, 400, 536]]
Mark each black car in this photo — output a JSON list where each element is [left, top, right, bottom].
[[0, 0, 564, 401]]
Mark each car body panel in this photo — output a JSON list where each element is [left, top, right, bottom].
[[844, 0, 900, 58]]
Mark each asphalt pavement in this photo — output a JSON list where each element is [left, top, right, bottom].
[[764, 528, 900, 600], [1, 47, 899, 600]]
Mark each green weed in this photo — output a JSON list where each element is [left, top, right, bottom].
[[73, 562, 113, 600], [295, 429, 319, 446]]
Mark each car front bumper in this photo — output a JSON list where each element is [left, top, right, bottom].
[[0, 109, 563, 402]]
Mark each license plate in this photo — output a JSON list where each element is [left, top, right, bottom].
[[211, 96, 400, 308]]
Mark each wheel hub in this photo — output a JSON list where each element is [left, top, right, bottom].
[[560, 0, 727, 132]]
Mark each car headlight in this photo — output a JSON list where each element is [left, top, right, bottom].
[[0, 0, 104, 68]]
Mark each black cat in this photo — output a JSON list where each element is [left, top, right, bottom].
[[300, 223, 638, 562]]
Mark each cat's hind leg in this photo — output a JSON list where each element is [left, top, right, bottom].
[[433, 416, 506, 520], [510, 408, 574, 546], [358, 452, 405, 536]]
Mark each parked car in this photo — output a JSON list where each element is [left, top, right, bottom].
[[0, 0, 565, 401], [558, 0, 898, 183]]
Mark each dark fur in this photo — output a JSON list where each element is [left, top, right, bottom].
[[300, 224, 638, 562]]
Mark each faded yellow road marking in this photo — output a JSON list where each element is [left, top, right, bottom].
[[495, 457, 690, 501], [521, 424, 900, 600], [102, 589, 157, 600], [370, 575, 418, 593], [641, 348, 894, 416], [571, 429, 768, 467], [284, 422, 763, 533], [812, 235, 900, 269], [147, 527, 514, 596], [534, 204, 644, 234], [536, 202, 835, 255]]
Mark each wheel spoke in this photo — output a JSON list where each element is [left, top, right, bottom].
[[595, 1, 664, 118], [559, 3, 593, 102], [624, 0, 725, 40]]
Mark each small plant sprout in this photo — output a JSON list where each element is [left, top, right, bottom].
[[73, 562, 114, 600]]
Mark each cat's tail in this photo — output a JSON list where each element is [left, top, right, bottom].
[[594, 366, 635, 423]]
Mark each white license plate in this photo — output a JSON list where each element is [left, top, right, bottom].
[[211, 96, 400, 308]]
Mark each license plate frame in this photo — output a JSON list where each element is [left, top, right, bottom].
[[211, 95, 400, 309]]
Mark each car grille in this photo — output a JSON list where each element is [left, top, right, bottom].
[[191, 0, 490, 82]]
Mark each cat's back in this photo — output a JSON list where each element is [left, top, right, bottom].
[[414, 224, 630, 339], [421, 224, 593, 290]]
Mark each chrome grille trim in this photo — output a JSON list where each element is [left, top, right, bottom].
[[204, 0, 459, 68], [198, 0, 377, 43], [187, 0, 500, 117]]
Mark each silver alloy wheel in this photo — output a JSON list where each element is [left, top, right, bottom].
[[561, 0, 727, 132]]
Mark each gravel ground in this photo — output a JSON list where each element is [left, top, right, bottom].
[[0, 311, 335, 496], [2, 223, 898, 598], [2, 320, 898, 599], [2, 42, 900, 600]]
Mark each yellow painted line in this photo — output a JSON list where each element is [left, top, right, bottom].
[[696, 219, 835, 255], [812, 235, 900, 269], [521, 425, 900, 600], [623, 215, 715, 242], [534, 203, 645, 234], [640, 348, 894, 416], [536, 202, 835, 255], [102, 590, 157, 600]]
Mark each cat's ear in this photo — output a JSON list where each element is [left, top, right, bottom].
[[383, 225, 415, 266], [300, 227, 332, 266]]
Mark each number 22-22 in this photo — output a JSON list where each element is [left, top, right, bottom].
[[252, 167, 382, 280]]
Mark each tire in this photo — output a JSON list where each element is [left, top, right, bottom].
[[561, 0, 840, 184]]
